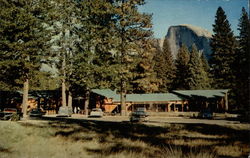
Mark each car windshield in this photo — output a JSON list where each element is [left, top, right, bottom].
[[133, 111, 146, 115], [92, 109, 101, 112]]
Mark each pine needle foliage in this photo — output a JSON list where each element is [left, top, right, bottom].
[[0, 0, 51, 115], [235, 7, 250, 111], [154, 38, 176, 92], [210, 6, 238, 108], [0, 0, 50, 89], [209, 6, 237, 90], [132, 39, 160, 93], [174, 44, 190, 90], [186, 44, 210, 90]]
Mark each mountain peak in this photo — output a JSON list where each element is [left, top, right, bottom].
[[165, 24, 212, 58], [177, 24, 212, 38]]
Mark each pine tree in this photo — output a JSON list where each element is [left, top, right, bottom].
[[201, 52, 210, 73], [66, 0, 123, 114], [186, 44, 210, 90], [81, 0, 120, 90], [48, 0, 82, 108], [0, 0, 50, 116], [236, 7, 250, 111], [113, 0, 153, 115], [132, 39, 160, 93], [154, 38, 175, 92], [201, 52, 212, 87], [67, 0, 121, 115], [210, 6, 237, 108], [210, 6, 237, 89], [174, 44, 190, 90]]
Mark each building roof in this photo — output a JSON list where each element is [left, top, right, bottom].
[[173, 89, 229, 99], [91, 89, 229, 103], [91, 89, 184, 103], [91, 89, 120, 101], [126, 93, 183, 103]]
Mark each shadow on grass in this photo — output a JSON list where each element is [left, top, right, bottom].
[[86, 142, 145, 155], [183, 123, 250, 143], [20, 116, 250, 157], [0, 146, 11, 153]]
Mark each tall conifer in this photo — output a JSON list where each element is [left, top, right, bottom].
[[154, 38, 175, 92], [174, 44, 190, 90], [186, 44, 210, 90], [210, 7, 238, 108], [210, 7, 237, 89], [48, 0, 80, 108], [201, 53, 210, 73], [0, 0, 50, 116], [132, 39, 160, 93], [236, 7, 250, 111], [114, 0, 153, 115], [68, 0, 118, 91], [201, 52, 212, 87]]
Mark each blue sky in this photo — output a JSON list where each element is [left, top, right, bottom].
[[139, 0, 249, 38]]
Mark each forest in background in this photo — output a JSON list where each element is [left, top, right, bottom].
[[0, 0, 249, 115]]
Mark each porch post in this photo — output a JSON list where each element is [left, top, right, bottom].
[[225, 92, 228, 111], [181, 101, 184, 112]]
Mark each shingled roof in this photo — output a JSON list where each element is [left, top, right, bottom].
[[91, 89, 229, 103], [172, 89, 229, 99], [91, 89, 184, 103], [91, 89, 120, 101], [126, 93, 183, 103]]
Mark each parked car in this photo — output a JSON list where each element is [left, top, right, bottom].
[[198, 109, 213, 119], [130, 108, 149, 122], [0, 108, 22, 121], [57, 106, 72, 117], [29, 108, 46, 117], [89, 108, 103, 117]]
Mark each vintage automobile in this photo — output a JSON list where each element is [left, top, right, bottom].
[[0, 108, 22, 121], [89, 108, 103, 117], [198, 108, 213, 119], [56, 106, 72, 117], [130, 108, 149, 122], [29, 108, 46, 117]]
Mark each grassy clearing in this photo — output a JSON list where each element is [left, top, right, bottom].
[[0, 119, 249, 158]]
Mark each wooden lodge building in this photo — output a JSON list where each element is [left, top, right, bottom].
[[0, 89, 229, 114], [0, 90, 62, 114], [90, 89, 229, 114]]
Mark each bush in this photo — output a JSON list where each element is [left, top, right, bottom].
[[10, 113, 20, 121]]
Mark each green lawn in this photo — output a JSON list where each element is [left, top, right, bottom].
[[0, 119, 249, 158]]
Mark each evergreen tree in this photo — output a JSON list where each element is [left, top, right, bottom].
[[186, 44, 210, 90], [69, 0, 120, 115], [80, 0, 120, 90], [66, 0, 123, 114], [174, 44, 190, 90], [210, 6, 237, 108], [0, 65, 22, 91], [0, 0, 50, 116], [210, 6, 237, 89], [201, 52, 212, 87], [154, 38, 175, 92], [113, 0, 153, 115], [132, 39, 160, 93], [30, 71, 60, 90], [48, 0, 82, 108], [201, 52, 210, 73], [236, 7, 250, 111]]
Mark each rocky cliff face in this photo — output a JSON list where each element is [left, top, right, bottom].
[[164, 24, 212, 59]]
